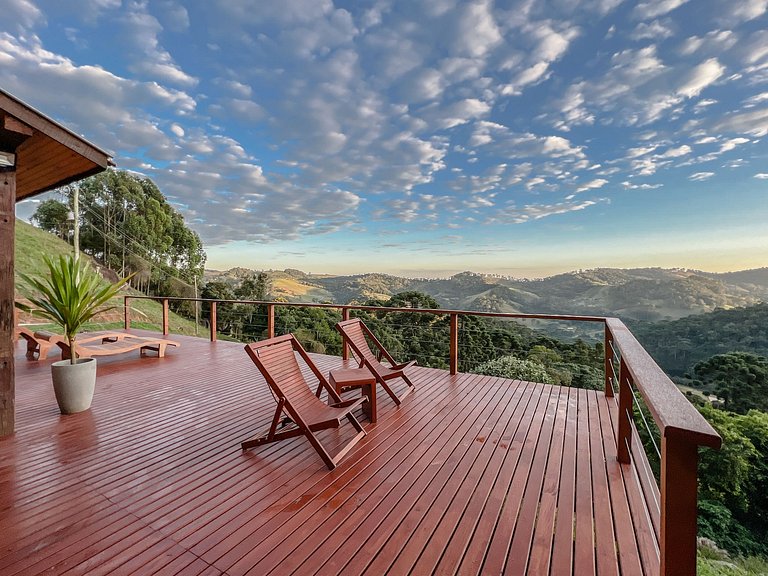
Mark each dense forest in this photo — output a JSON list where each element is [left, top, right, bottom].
[[632, 303, 768, 375]]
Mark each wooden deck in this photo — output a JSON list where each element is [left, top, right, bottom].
[[1, 331, 659, 576]]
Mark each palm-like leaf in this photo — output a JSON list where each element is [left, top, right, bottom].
[[20, 255, 133, 364]]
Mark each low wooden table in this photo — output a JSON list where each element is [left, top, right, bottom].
[[329, 368, 378, 423]]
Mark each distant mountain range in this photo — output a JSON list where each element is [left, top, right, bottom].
[[204, 266, 768, 323]]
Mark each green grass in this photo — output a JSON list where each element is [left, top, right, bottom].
[[698, 545, 768, 575], [15, 219, 204, 337]]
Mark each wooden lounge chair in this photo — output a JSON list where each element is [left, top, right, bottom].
[[16, 326, 63, 360], [243, 334, 367, 470], [58, 333, 180, 360], [335, 318, 416, 405]]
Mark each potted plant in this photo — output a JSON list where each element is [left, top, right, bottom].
[[20, 254, 131, 414]]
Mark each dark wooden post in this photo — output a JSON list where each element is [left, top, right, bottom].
[[267, 304, 275, 338], [660, 434, 699, 576], [124, 296, 131, 330], [616, 359, 633, 464], [604, 324, 614, 398], [449, 313, 459, 375], [342, 308, 350, 361], [209, 301, 217, 342], [162, 299, 169, 336], [0, 169, 15, 437]]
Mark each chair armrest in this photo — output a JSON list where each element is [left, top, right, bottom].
[[330, 397, 366, 411]]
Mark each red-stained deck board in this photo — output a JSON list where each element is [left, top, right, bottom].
[[2, 331, 659, 575]]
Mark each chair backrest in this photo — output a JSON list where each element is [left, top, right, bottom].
[[336, 318, 398, 372], [245, 334, 325, 410], [340, 320, 379, 365]]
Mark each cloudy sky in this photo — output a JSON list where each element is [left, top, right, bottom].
[[5, 0, 768, 277]]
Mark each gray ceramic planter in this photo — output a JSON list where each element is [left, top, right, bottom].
[[51, 357, 97, 414]]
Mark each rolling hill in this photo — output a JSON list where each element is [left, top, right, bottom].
[[205, 266, 768, 323]]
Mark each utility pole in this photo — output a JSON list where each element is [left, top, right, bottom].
[[72, 185, 80, 261]]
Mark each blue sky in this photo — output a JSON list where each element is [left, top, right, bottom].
[[5, 0, 768, 277]]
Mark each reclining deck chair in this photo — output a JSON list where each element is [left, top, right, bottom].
[[335, 318, 416, 405], [243, 334, 367, 470], [16, 326, 62, 360]]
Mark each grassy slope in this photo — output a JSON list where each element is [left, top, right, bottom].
[[14, 219, 202, 336]]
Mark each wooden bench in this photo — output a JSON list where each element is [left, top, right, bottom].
[[58, 334, 180, 360]]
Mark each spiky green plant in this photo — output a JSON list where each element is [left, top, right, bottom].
[[20, 255, 132, 364]]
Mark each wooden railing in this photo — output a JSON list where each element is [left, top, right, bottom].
[[125, 295, 721, 576]]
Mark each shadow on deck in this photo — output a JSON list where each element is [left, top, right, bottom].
[[1, 331, 658, 575]]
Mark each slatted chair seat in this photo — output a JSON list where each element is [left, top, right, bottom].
[[335, 318, 416, 406], [243, 334, 367, 470]]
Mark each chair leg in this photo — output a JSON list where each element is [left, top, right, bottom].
[[378, 379, 402, 405], [303, 430, 339, 470]]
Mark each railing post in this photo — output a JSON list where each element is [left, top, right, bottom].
[[162, 299, 169, 336], [267, 304, 275, 338], [209, 301, 217, 342], [450, 313, 458, 375], [617, 358, 632, 464], [660, 434, 699, 576], [342, 308, 350, 361], [124, 296, 130, 330], [604, 324, 614, 397]]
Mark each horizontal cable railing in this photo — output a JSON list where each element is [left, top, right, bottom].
[[125, 295, 720, 576]]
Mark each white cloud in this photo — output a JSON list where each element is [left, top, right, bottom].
[[622, 181, 663, 189], [452, 0, 502, 58], [634, 0, 690, 20], [689, 171, 715, 181], [754, 173, 768, 179], [659, 145, 691, 158], [631, 20, 674, 41], [576, 178, 609, 193], [719, 137, 750, 153], [0, 0, 43, 33], [490, 198, 605, 224], [170, 123, 185, 137], [713, 107, 768, 137], [676, 58, 724, 98], [744, 92, 768, 107], [679, 30, 737, 56], [121, 3, 197, 87], [717, 0, 768, 25]]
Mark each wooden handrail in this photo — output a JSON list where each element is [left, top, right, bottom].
[[605, 317, 721, 576], [122, 295, 606, 323], [605, 318, 720, 449]]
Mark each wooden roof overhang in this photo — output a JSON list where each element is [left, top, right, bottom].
[[0, 88, 112, 198]]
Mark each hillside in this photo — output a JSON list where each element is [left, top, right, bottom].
[[15, 220, 199, 335], [205, 266, 768, 323]]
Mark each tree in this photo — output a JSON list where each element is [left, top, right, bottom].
[[69, 169, 205, 297], [31, 198, 70, 240], [693, 352, 768, 414], [697, 404, 768, 556], [471, 355, 554, 384], [201, 281, 235, 334]]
